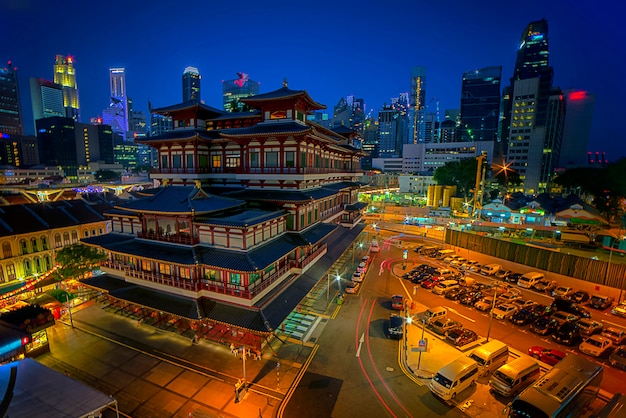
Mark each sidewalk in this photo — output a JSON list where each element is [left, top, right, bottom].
[[45, 302, 315, 418]]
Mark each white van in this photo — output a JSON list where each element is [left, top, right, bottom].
[[429, 355, 479, 400], [468, 339, 509, 376], [517, 272, 545, 289], [489, 355, 540, 397], [481, 264, 502, 276], [432, 279, 460, 295], [423, 306, 448, 324]]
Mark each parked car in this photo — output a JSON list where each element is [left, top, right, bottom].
[[506, 272, 524, 284], [533, 279, 558, 293], [553, 286, 575, 298], [601, 327, 626, 345], [552, 311, 580, 326], [513, 299, 537, 310], [552, 322, 582, 346], [446, 328, 479, 346], [421, 277, 444, 289], [609, 345, 626, 369], [460, 290, 484, 306], [345, 281, 360, 294], [492, 303, 519, 320], [551, 297, 591, 319], [612, 301, 626, 318], [474, 296, 495, 312], [576, 318, 604, 337], [494, 269, 511, 280], [530, 303, 553, 319], [498, 292, 522, 304], [351, 271, 364, 283], [449, 257, 466, 267], [444, 287, 466, 300], [387, 315, 404, 339], [429, 318, 463, 335], [391, 295, 404, 310], [527, 346, 566, 366], [530, 316, 560, 336], [510, 308, 537, 326], [579, 335, 614, 358], [460, 260, 479, 270], [571, 290, 591, 304], [589, 294, 614, 310]]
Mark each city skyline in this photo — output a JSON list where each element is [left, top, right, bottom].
[[3, 0, 624, 159]]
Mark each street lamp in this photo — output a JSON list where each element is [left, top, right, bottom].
[[336, 274, 342, 293]]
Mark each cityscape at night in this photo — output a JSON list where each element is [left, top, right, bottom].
[[1, 1, 626, 417]]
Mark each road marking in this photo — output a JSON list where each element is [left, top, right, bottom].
[[357, 333, 364, 358], [446, 306, 475, 322]]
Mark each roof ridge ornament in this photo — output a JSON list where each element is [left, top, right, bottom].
[[283, 77, 288, 88]]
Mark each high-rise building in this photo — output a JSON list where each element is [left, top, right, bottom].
[[378, 95, 409, 158], [36, 116, 115, 178], [459, 66, 502, 142], [559, 90, 595, 169], [0, 61, 24, 136], [410, 66, 427, 143], [182, 66, 201, 103], [29, 78, 65, 131], [222, 72, 260, 112], [53, 55, 80, 121], [102, 68, 129, 141], [503, 19, 563, 194]]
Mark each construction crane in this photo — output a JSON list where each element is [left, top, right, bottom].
[[470, 152, 488, 218]]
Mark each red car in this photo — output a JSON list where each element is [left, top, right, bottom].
[[527, 346, 567, 366], [421, 276, 444, 289]]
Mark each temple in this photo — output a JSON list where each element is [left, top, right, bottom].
[[81, 82, 367, 349]]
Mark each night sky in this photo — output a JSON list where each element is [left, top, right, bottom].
[[4, 0, 624, 160]]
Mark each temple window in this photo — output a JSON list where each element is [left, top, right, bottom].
[[3, 242, 12, 258], [285, 151, 295, 167], [141, 260, 151, 271], [212, 155, 221, 168], [159, 263, 171, 275], [249, 273, 260, 285], [186, 154, 194, 168], [229, 273, 241, 286], [205, 269, 218, 281], [265, 151, 278, 167], [250, 152, 259, 167], [226, 155, 240, 168], [161, 155, 168, 168], [172, 155, 182, 169], [180, 267, 191, 279]]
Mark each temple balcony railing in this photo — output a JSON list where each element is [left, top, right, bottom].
[[136, 231, 197, 245]]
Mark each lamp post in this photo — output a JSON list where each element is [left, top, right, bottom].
[[64, 293, 74, 328], [486, 285, 498, 342], [336, 274, 342, 294]]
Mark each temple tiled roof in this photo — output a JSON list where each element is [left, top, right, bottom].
[[113, 186, 246, 215], [82, 225, 332, 272], [219, 121, 312, 138], [150, 100, 227, 117], [226, 187, 338, 203], [198, 208, 286, 227], [0, 200, 111, 237], [240, 86, 326, 111], [135, 129, 221, 144]]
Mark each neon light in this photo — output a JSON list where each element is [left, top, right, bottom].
[[569, 91, 587, 101]]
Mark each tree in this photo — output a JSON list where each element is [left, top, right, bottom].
[[554, 159, 626, 224], [52, 243, 106, 283], [433, 158, 489, 198], [95, 169, 121, 182]]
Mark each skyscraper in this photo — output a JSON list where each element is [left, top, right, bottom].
[[410, 66, 426, 143], [182, 66, 201, 102], [102, 68, 129, 141], [503, 19, 563, 194], [378, 95, 409, 158], [459, 66, 502, 142], [53, 55, 80, 121], [222, 72, 260, 112], [30, 78, 65, 131], [559, 90, 595, 169], [0, 61, 23, 136]]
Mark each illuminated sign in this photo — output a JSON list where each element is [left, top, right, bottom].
[[569, 91, 587, 101]]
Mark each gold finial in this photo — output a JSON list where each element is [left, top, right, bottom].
[[283, 78, 288, 88], [194, 180, 202, 189]]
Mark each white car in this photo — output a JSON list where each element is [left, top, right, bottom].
[[351, 271, 364, 283], [492, 303, 519, 320], [345, 281, 360, 294], [579, 335, 613, 357]]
